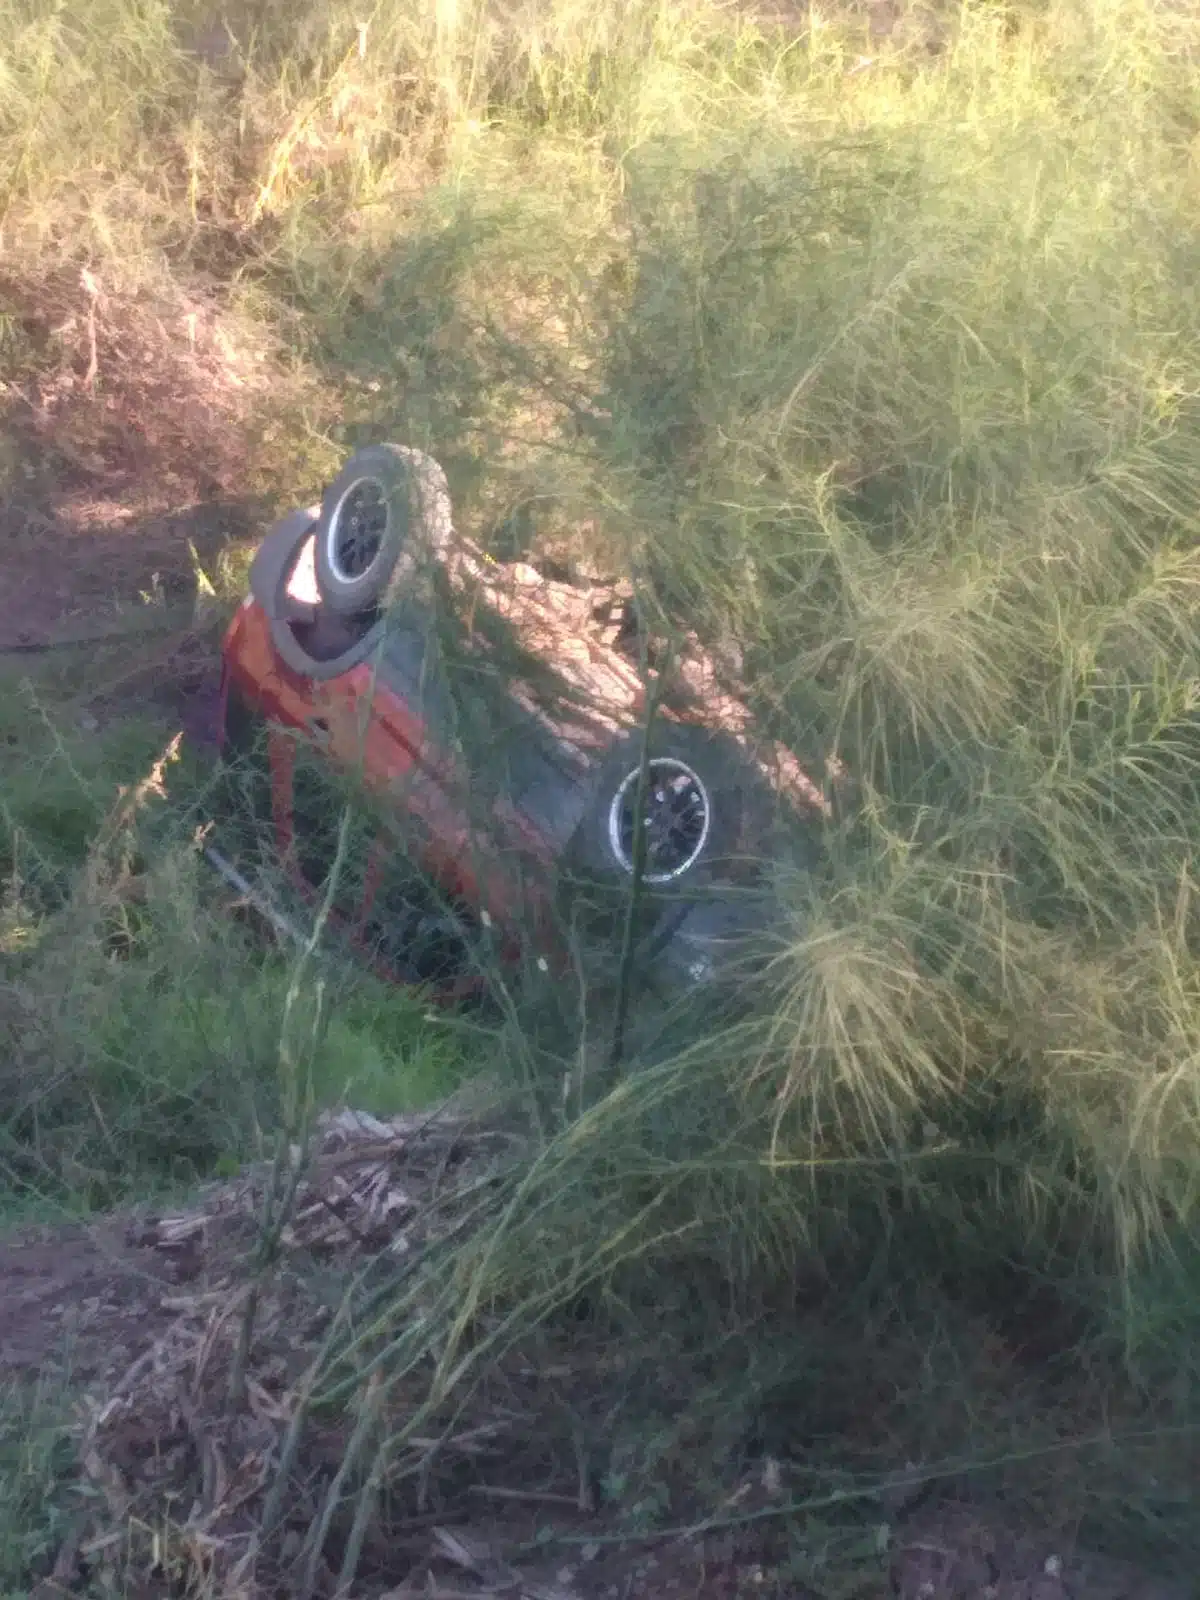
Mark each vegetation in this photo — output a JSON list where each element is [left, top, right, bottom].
[[3, 0, 1200, 1590]]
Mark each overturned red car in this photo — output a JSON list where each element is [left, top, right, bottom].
[[215, 444, 833, 998]]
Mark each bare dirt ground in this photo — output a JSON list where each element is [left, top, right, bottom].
[[0, 266, 306, 659], [0, 267, 316, 761], [0, 1219, 177, 1387], [0, 1118, 1188, 1600]]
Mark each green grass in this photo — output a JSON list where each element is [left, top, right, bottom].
[[0, 693, 469, 1207], [0, 1373, 75, 1599], [5, 0, 1200, 1588]]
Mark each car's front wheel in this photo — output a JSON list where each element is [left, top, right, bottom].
[[313, 443, 455, 616]]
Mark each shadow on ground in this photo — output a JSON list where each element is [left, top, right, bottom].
[[0, 264, 329, 654]]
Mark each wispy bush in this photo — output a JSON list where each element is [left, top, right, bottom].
[[266, 0, 1200, 1279], [6, 0, 1200, 1578]]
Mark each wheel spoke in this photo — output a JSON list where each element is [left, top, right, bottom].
[[610, 758, 712, 882], [332, 481, 389, 581]]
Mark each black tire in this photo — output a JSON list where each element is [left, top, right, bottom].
[[246, 504, 389, 681], [249, 505, 322, 625], [567, 721, 773, 895], [314, 444, 455, 617]]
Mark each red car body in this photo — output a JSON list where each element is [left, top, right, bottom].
[[215, 447, 832, 999], [219, 589, 561, 995]]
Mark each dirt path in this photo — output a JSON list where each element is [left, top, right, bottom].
[[0, 1168, 1189, 1600], [0, 265, 316, 662], [0, 505, 244, 657], [0, 1217, 182, 1389]]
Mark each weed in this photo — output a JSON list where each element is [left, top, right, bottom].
[[0, 1372, 74, 1597], [0, 699, 468, 1206], [4, 0, 1200, 1591]]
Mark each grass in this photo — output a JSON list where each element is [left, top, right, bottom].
[[0, 1372, 75, 1599], [5, 0, 1200, 1589], [0, 695, 469, 1207]]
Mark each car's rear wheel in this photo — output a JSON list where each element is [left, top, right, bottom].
[[314, 444, 455, 616], [567, 721, 772, 896]]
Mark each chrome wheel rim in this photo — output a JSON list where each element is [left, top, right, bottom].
[[327, 478, 390, 586], [608, 757, 711, 883]]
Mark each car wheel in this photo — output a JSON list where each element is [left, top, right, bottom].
[[567, 722, 772, 894], [314, 444, 455, 616]]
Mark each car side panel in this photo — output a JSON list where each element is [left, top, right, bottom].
[[221, 599, 563, 955]]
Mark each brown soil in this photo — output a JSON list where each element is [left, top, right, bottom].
[[0, 1114, 1188, 1600], [0, 265, 322, 658], [0, 1218, 177, 1388], [889, 1503, 1189, 1600], [0, 504, 238, 656]]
